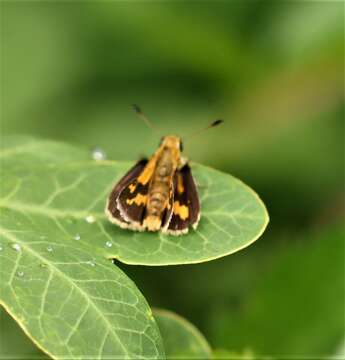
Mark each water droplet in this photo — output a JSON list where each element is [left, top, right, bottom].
[[0, 245, 3, 251], [46, 245, 53, 252], [17, 271, 24, 277], [85, 215, 95, 223], [40, 263, 47, 268], [105, 241, 113, 248], [91, 147, 106, 161], [74, 233, 81, 241], [86, 260, 96, 267], [11, 243, 21, 252]]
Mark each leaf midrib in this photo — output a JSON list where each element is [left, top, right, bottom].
[[0, 227, 131, 358]]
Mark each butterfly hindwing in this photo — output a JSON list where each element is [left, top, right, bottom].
[[164, 164, 200, 235], [105, 159, 148, 228]]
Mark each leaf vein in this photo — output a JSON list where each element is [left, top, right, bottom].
[[0, 228, 130, 356]]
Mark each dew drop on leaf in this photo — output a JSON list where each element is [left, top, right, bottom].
[[91, 147, 106, 161], [105, 241, 113, 248], [74, 233, 81, 241], [11, 243, 21, 252], [46, 245, 53, 252], [17, 271, 24, 277], [0, 245, 3, 251], [86, 260, 96, 267], [85, 215, 96, 223]]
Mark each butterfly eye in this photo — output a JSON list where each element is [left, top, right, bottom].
[[179, 141, 184, 152]]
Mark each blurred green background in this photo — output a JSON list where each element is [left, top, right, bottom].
[[1, 1, 344, 358]]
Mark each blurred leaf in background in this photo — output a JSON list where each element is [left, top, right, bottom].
[[1, 0, 344, 358], [208, 225, 344, 356]]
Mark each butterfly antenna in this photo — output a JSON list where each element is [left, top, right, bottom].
[[185, 119, 224, 140], [132, 104, 158, 132]]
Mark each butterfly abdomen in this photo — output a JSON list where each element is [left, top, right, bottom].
[[144, 149, 177, 231]]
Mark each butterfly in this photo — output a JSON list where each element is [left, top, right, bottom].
[[105, 105, 223, 236]]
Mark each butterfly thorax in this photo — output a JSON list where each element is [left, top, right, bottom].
[[144, 136, 181, 231]]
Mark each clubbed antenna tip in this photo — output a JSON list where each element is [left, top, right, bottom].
[[211, 119, 224, 127], [132, 104, 142, 114], [131, 103, 158, 132], [184, 118, 224, 141]]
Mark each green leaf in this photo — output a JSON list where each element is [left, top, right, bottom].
[[0, 137, 165, 358], [0, 307, 48, 359], [0, 306, 214, 360], [0, 136, 268, 267], [153, 309, 212, 359]]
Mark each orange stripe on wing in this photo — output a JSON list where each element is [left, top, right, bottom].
[[126, 193, 148, 206], [137, 158, 156, 185], [128, 183, 137, 193], [173, 201, 189, 220], [177, 173, 184, 194]]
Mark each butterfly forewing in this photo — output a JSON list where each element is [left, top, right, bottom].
[[164, 164, 200, 235], [106, 159, 148, 227], [117, 179, 150, 225]]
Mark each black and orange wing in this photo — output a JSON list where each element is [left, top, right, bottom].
[[115, 156, 157, 229], [164, 164, 200, 235], [105, 159, 148, 229]]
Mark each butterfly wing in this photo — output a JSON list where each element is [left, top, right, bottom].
[[105, 159, 148, 229], [116, 156, 158, 229], [163, 164, 200, 235]]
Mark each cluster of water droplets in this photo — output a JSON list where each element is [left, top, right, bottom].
[[5, 158, 116, 270]]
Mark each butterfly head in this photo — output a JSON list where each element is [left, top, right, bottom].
[[159, 135, 183, 152]]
